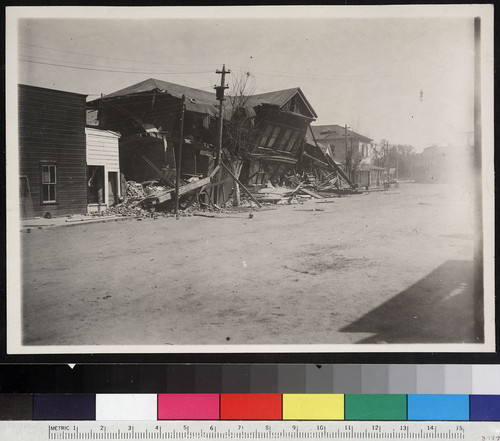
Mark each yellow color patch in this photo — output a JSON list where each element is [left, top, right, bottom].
[[283, 394, 344, 420]]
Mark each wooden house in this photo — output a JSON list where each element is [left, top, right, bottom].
[[87, 78, 220, 184], [18, 85, 88, 219], [88, 80, 322, 204], [85, 127, 121, 212], [237, 88, 318, 185], [356, 163, 386, 189], [310, 124, 373, 185]]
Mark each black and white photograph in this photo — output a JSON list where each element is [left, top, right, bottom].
[[6, 5, 494, 354]]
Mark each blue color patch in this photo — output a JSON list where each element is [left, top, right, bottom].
[[408, 394, 469, 421], [470, 395, 500, 421], [34, 394, 95, 420]]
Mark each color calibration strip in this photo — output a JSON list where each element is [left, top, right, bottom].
[[0, 394, 499, 421]]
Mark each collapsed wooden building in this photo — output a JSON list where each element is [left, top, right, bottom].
[[87, 78, 356, 209], [87, 78, 220, 185]]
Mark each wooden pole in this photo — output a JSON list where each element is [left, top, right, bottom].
[[214, 65, 230, 204], [221, 163, 262, 208], [175, 95, 186, 217]]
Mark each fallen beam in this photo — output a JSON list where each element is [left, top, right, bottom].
[[299, 187, 324, 199], [221, 163, 262, 208], [149, 165, 221, 205], [308, 124, 354, 188]]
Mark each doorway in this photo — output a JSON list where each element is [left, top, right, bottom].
[[108, 172, 119, 206]]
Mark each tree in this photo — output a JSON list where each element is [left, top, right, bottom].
[[372, 140, 416, 181], [222, 71, 258, 206]]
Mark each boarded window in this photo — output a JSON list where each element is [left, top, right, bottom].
[[41, 164, 57, 203]]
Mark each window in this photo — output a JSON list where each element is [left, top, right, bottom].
[[259, 125, 274, 147], [286, 131, 300, 152], [41, 164, 56, 203], [277, 129, 293, 151], [267, 126, 281, 148]]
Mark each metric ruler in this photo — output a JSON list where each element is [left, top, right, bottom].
[[1, 421, 499, 441]]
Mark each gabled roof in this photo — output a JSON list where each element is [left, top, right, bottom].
[[311, 125, 372, 143], [91, 78, 220, 117], [91, 79, 317, 121], [238, 87, 317, 119]]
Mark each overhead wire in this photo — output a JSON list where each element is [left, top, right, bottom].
[[19, 42, 221, 68], [20, 58, 215, 75]]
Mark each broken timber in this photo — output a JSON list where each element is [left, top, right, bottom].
[[148, 165, 220, 205], [221, 163, 262, 208], [299, 187, 324, 199]]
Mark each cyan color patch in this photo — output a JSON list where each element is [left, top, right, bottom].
[[408, 394, 469, 421]]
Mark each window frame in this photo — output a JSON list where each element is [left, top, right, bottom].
[[266, 125, 281, 148], [285, 130, 301, 152], [40, 162, 57, 204]]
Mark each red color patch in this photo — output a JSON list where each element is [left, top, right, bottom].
[[220, 394, 282, 420]]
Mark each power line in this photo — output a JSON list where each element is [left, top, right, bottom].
[[19, 42, 221, 68], [19, 58, 214, 75]]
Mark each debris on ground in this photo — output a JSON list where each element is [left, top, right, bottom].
[[82, 165, 368, 220]]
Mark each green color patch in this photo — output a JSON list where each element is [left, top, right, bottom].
[[345, 394, 407, 420]]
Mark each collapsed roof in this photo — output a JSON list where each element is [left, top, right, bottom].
[[90, 78, 317, 121]]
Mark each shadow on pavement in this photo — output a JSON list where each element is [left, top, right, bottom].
[[341, 260, 480, 344]]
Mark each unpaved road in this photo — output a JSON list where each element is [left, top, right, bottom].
[[20, 183, 478, 346]]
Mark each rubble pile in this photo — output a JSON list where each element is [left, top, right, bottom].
[[90, 180, 175, 218], [245, 170, 364, 206]]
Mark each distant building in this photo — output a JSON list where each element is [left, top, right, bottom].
[[18, 85, 88, 218], [310, 125, 373, 166], [310, 125, 377, 187], [413, 144, 474, 184]]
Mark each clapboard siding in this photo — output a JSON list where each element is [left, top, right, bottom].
[[85, 128, 120, 169], [18, 85, 88, 218]]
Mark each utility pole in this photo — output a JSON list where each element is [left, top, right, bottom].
[[174, 94, 186, 218], [385, 140, 391, 182], [214, 64, 230, 204], [344, 124, 350, 180]]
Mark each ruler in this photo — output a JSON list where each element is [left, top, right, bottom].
[[0, 421, 499, 440]]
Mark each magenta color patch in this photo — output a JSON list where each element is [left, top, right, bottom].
[[158, 394, 220, 420]]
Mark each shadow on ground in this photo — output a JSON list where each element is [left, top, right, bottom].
[[341, 260, 481, 344]]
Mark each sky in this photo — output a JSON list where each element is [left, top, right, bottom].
[[9, 6, 479, 151]]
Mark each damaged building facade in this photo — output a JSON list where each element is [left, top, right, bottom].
[[87, 78, 220, 187], [88, 79, 354, 206], [236, 88, 318, 186]]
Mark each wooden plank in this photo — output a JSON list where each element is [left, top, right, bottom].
[[204, 177, 233, 190], [284, 182, 304, 198], [299, 187, 324, 199], [153, 165, 221, 204]]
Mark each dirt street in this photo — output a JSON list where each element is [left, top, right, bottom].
[[20, 183, 478, 347]]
